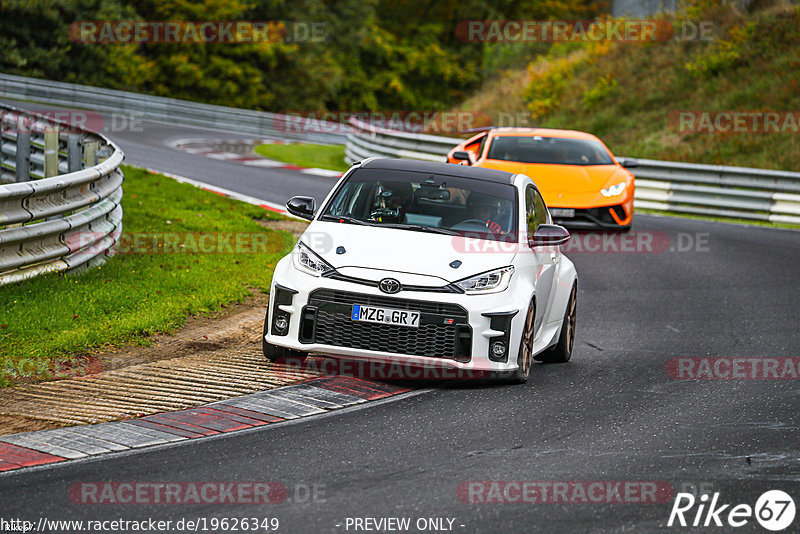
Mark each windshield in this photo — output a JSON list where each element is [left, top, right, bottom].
[[487, 135, 614, 165], [321, 168, 517, 238]]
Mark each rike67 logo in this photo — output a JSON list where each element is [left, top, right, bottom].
[[668, 490, 795, 531]]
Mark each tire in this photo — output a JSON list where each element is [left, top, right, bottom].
[[262, 310, 308, 363], [537, 282, 577, 364], [507, 300, 535, 384]]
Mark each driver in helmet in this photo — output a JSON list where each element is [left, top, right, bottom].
[[374, 182, 414, 223], [466, 193, 503, 234]]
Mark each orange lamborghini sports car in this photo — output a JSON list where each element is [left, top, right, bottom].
[[446, 128, 637, 230]]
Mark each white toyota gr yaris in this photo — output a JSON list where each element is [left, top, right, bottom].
[[263, 158, 578, 383]]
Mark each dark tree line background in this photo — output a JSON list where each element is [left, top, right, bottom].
[[1, 0, 606, 112]]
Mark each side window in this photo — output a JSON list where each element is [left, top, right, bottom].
[[477, 134, 487, 159], [525, 186, 537, 238], [525, 186, 547, 239], [533, 189, 547, 228], [464, 133, 487, 159]]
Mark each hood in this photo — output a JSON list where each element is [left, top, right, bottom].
[[527, 164, 621, 195], [301, 221, 517, 283], [480, 161, 621, 194]]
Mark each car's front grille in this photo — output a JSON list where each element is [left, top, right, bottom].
[[553, 206, 623, 227], [306, 289, 470, 359], [323, 271, 461, 293]]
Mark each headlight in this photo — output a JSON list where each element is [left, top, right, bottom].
[[292, 241, 333, 276], [601, 182, 626, 197], [454, 266, 514, 294]]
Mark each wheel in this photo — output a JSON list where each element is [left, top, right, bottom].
[[537, 282, 577, 364], [508, 300, 535, 384], [262, 310, 308, 363]]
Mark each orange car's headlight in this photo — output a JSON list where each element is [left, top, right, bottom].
[[601, 182, 626, 197]]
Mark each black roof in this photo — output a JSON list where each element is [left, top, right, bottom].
[[359, 158, 515, 185]]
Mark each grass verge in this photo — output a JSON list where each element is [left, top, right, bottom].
[[254, 142, 349, 172], [0, 165, 295, 387]]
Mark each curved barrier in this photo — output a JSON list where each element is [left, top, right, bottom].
[[345, 117, 800, 225], [632, 160, 800, 224], [0, 104, 124, 286]]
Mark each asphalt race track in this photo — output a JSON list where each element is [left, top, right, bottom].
[[1, 99, 800, 532]]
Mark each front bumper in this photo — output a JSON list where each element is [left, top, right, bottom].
[[551, 202, 633, 229], [265, 257, 529, 373]]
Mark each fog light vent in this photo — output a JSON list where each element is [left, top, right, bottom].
[[274, 316, 289, 333], [270, 284, 297, 337], [491, 341, 506, 358], [482, 310, 518, 363]]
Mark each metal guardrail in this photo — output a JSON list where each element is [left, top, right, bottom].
[[632, 160, 800, 224], [0, 73, 347, 146], [0, 104, 124, 286], [345, 117, 462, 163], [346, 117, 800, 225]]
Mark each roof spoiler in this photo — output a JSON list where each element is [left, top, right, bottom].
[[461, 126, 496, 134], [461, 125, 541, 134]]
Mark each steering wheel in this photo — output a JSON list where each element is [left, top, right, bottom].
[[369, 207, 403, 223], [451, 219, 491, 232]]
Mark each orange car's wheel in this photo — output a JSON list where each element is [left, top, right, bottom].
[[537, 282, 576, 364]]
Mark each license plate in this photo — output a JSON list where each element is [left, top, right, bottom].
[[550, 208, 575, 218], [351, 304, 420, 328]]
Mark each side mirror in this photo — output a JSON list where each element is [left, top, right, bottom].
[[530, 224, 570, 247], [286, 196, 315, 220], [451, 150, 474, 165], [619, 157, 639, 169]]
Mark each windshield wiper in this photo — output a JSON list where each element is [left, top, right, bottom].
[[320, 214, 373, 226], [379, 223, 459, 236]]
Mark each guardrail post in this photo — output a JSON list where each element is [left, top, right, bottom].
[[84, 141, 98, 167], [67, 134, 82, 172], [97, 146, 111, 163], [44, 127, 59, 178], [15, 132, 30, 183]]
